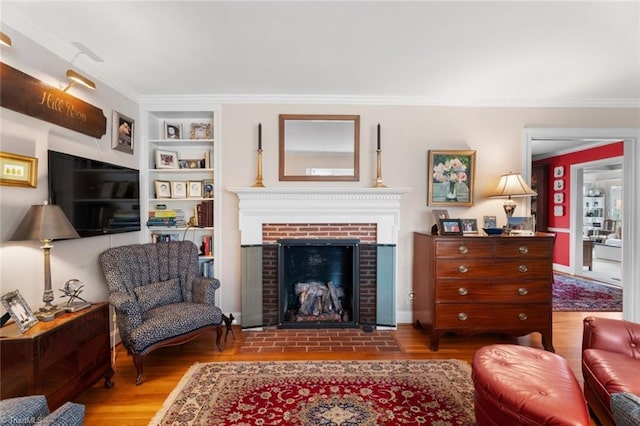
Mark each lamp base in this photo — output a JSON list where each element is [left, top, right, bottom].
[[36, 305, 66, 322]]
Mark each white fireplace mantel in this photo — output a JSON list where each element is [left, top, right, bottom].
[[228, 187, 412, 245]]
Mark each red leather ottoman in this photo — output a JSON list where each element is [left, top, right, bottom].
[[472, 344, 590, 426]]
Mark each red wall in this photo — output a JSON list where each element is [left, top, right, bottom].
[[532, 142, 623, 266]]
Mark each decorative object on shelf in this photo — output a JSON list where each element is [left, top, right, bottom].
[[170, 181, 187, 199], [553, 166, 564, 177], [489, 172, 537, 232], [461, 218, 478, 234], [111, 110, 134, 155], [483, 227, 504, 236], [553, 179, 564, 190], [374, 123, 387, 188], [203, 180, 214, 198], [9, 202, 80, 321], [427, 150, 475, 206], [59, 279, 91, 312], [0, 290, 38, 333], [179, 159, 204, 169], [0, 151, 38, 188], [439, 218, 463, 235], [188, 181, 203, 198], [483, 215, 497, 228], [155, 149, 179, 169], [154, 180, 171, 198], [431, 209, 449, 234], [165, 122, 182, 139], [252, 123, 265, 188], [62, 69, 96, 92], [190, 123, 212, 140]]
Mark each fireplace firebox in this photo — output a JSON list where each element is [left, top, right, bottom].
[[278, 239, 359, 328]]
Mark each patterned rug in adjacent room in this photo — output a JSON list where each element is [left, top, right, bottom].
[[150, 360, 475, 426], [553, 273, 622, 312]]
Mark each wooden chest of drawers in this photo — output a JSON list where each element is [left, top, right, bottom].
[[0, 302, 114, 409], [412, 232, 555, 351]]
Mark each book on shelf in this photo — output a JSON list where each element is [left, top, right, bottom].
[[201, 259, 214, 278], [196, 200, 214, 228], [200, 235, 213, 257]]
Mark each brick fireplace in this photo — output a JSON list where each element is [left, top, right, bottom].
[[229, 187, 411, 329]]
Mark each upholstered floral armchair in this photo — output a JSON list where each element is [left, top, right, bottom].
[[100, 241, 223, 385]]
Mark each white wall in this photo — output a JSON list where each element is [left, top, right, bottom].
[[219, 105, 640, 323], [0, 28, 141, 310], [2, 28, 639, 325]]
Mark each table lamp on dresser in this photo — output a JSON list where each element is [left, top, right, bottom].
[[10, 201, 80, 321], [489, 172, 537, 233]]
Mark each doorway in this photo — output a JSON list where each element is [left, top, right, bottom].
[[576, 158, 623, 286]]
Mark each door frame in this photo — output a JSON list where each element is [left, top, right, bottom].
[[523, 128, 639, 322]]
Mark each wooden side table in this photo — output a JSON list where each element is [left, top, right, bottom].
[[0, 302, 113, 410]]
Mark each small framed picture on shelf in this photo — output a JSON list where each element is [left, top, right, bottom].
[[155, 150, 179, 169], [1, 290, 38, 333], [203, 180, 214, 198], [170, 181, 187, 199], [439, 218, 463, 236], [483, 215, 497, 229], [155, 180, 171, 198], [165, 122, 182, 139], [461, 218, 478, 234], [432, 209, 449, 221], [190, 123, 212, 140], [178, 159, 204, 169], [188, 180, 203, 198]]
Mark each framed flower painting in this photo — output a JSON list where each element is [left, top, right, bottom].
[[427, 150, 476, 206]]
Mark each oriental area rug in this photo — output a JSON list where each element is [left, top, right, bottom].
[[553, 273, 622, 312], [149, 360, 475, 426]]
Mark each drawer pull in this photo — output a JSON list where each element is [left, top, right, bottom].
[[518, 264, 528, 273], [458, 287, 469, 296], [519, 246, 529, 254], [458, 265, 469, 273], [518, 313, 528, 321], [458, 245, 469, 254], [518, 287, 529, 296], [458, 313, 468, 321]]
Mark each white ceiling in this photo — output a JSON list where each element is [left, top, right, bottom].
[[2, 1, 639, 108]]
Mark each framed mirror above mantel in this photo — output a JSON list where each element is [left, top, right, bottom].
[[279, 114, 360, 181]]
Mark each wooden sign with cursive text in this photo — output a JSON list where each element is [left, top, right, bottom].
[[1, 62, 106, 138]]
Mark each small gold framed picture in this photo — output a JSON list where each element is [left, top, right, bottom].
[[190, 123, 212, 140], [0, 152, 38, 188], [188, 181, 203, 198]]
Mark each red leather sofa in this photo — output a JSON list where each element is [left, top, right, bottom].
[[582, 316, 640, 426]]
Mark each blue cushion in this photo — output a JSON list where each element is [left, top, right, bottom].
[[611, 392, 640, 426]]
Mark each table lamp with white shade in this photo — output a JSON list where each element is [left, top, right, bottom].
[[489, 172, 537, 232]]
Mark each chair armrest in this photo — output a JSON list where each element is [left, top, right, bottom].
[[192, 277, 220, 305], [611, 393, 640, 426], [108, 291, 142, 329], [35, 402, 85, 426], [583, 316, 640, 358], [0, 395, 49, 426]]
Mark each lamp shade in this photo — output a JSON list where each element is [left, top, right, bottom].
[[489, 172, 537, 198], [10, 203, 80, 242]]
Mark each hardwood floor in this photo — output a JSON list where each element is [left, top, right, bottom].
[[76, 311, 621, 425]]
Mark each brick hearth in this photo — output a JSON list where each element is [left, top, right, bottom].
[[239, 329, 401, 353]]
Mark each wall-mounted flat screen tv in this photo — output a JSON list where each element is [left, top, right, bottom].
[[48, 150, 140, 237]]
